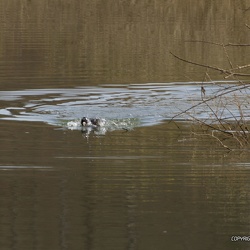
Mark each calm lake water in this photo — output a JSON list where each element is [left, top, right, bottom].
[[0, 1, 250, 250]]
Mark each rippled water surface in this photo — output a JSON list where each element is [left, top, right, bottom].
[[1, 82, 249, 131]]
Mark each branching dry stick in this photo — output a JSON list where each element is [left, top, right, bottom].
[[224, 64, 250, 78], [170, 84, 249, 122], [182, 111, 234, 137], [184, 40, 250, 47], [211, 130, 232, 150], [170, 38, 250, 147], [223, 105, 248, 146], [231, 64, 250, 71], [170, 51, 227, 73], [203, 93, 228, 131], [169, 51, 250, 77], [234, 97, 249, 142], [191, 131, 232, 150], [223, 44, 234, 69]]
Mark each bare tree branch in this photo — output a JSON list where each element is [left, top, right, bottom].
[[170, 83, 249, 122], [170, 51, 250, 77], [170, 37, 250, 148], [184, 40, 250, 46]]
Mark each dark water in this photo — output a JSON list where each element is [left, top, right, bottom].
[[0, 1, 250, 250]]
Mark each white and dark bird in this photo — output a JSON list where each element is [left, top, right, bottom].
[[80, 117, 106, 127]]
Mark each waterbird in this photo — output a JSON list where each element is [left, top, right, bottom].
[[81, 117, 105, 127]]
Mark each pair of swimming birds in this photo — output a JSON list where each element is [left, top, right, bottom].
[[81, 117, 106, 127]]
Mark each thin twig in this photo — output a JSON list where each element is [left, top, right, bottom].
[[223, 44, 234, 69], [170, 38, 250, 148], [211, 131, 232, 150], [169, 51, 250, 77], [170, 84, 249, 121], [183, 111, 234, 137], [184, 40, 250, 47], [231, 64, 250, 71]]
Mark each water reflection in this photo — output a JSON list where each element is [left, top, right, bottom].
[[0, 119, 250, 249], [81, 126, 107, 137], [1, 154, 250, 249], [0, 1, 249, 88]]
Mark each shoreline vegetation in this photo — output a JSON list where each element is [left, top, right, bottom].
[[170, 24, 250, 150]]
